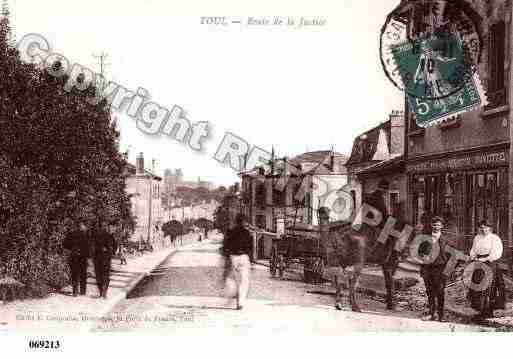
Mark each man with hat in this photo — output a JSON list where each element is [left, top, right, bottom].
[[468, 219, 505, 320], [63, 221, 91, 296], [92, 220, 118, 299], [418, 216, 449, 321]]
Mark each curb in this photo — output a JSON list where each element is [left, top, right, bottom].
[[92, 243, 188, 329]]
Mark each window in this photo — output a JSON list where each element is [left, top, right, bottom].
[[255, 182, 266, 207], [407, 107, 425, 136], [242, 180, 251, 205], [412, 176, 426, 228], [486, 21, 507, 109], [256, 215, 266, 229], [389, 192, 400, 218], [273, 186, 286, 207], [411, 170, 506, 251]]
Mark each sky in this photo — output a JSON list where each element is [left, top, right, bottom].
[[8, 0, 403, 186]]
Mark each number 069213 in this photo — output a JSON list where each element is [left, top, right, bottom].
[[28, 340, 61, 349]]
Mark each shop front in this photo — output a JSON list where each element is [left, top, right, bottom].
[[407, 145, 509, 252]]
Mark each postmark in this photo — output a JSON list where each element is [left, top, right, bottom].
[[380, 0, 487, 127], [391, 35, 487, 127]]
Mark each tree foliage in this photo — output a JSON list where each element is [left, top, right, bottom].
[[161, 185, 228, 210], [161, 220, 183, 239], [213, 205, 230, 235], [0, 10, 135, 297]]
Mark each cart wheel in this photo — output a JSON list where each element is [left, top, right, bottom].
[[270, 248, 277, 277], [313, 257, 325, 284], [303, 258, 312, 283]]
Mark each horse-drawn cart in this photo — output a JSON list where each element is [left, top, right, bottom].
[[269, 223, 326, 283]]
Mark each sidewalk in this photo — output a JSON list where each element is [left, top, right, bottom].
[[0, 232, 219, 333], [255, 258, 513, 328]]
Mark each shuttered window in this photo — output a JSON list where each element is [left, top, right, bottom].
[[487, 21, 507, 108]]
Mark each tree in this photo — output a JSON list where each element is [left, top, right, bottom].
[[213, 205, 230, 235], [0, 7, 135, 297], [162, 220, 183, 241], [194, 218, 213, 231]]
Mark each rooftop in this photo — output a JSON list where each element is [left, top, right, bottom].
[[346, 120, 391, 166], [125, 163, 162, 181], [240, 150, 349, 177]]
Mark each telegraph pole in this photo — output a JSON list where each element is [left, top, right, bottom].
[[270, 146, 275, 232], [147, 159, 155, 243], [93, 52, 111, 103], [93, 52, 110, 77]]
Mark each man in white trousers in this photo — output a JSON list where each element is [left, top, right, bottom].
[[223, 214, 254, 310]]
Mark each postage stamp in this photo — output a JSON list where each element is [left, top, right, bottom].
[[390, 35, 487, 128], [380, 0, 488, 128]]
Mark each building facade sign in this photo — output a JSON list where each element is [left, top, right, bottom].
[[406, 150, 508, 173]]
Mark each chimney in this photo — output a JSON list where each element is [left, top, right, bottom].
[[329, 150, 341, 173], [331, 155, 340, 173], [390, 110, 405, 156], [136, 152, 145, 175]]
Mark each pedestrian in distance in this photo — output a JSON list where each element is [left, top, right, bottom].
[[222, 214, 254, 310], [92, 221, 117, 299], [468, 219, 505, 321], [418, 216, 449, 322], [63, 221, 91, 297], [119, 244, 127, 265]]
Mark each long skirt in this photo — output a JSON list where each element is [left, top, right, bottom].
[[467, 261, 505, 315]]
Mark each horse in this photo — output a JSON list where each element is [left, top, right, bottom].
[[319, 209, 412, 312]]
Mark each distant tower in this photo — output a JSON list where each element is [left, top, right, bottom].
[[164, 168, 173, 184], [175, 168, 183, 183]]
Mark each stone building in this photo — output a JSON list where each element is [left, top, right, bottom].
[[241, 150, 348, 231], [398, 0, 512, 255], [163, 168, 214, 192], [164, 200, 219, 222], [125, 152, 163, 243], [346, 111, 407, 220]]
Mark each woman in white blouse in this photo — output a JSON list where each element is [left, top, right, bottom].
[[468, 220, 505, 320]]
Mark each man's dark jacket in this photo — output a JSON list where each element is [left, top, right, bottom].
[[223, 225, 253, 260], [93, 230, 117, 258], [63, 231, 91, 258], [419, 234, 450, 277]]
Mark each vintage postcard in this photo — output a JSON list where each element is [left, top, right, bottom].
[[1, 0, 513, 354]]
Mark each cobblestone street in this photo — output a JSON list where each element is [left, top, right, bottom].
[[94, 238, 494, 333]]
